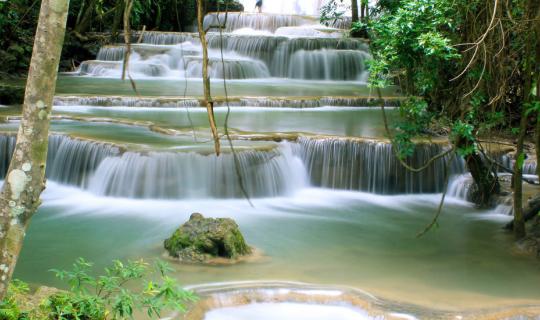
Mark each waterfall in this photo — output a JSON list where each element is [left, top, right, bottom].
[[97, 44, 198, 63], [54, 96, 398, 108], [203, 13, 317, 32], [184, 56, 271, 79], [0, 134, 121, 187], [0, 135, 16, 177], [295, 137, 465, 194], [78, 61, 122, 76], [447, 174, 475, 201], [46, 135, 122, 186], [78, 18, 370, 80], [274, 26, 345, 38], [137, 32, 199, 45], [87, 143, 307, 199], [206, 34, 287, 66], [287, 49, 369, 80], [54, 96, 201, 108], [78, 59, 171, 78], [497, 154, 537, 176], [7, 134, 518, 199], [238, 0, 324, 15], [96, 46, 126, 61], [524, 161, 537, 175], [271, 38, 369, 77]]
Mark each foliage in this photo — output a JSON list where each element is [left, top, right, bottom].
[[364, 0, 538, 163], [0, 1, 40, 76], [393, 97, 434, 159], [350, 21, 368, 36], [46, 258, 197, 320], [0, 0, 204, 76], [367, 0, 460, 95], [0, 260, 195, 320], [320, 0, 348, 26], [0, 280, 29, 320]]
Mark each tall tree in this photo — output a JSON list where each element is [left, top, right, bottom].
[[351, 0, 359, 23], [360, 0, 367, 22], [513, 0, 540, 238], [535, 6, 540, 181], [0, 0, 70, 299]]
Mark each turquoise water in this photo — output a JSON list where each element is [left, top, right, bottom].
[[52, 105, 398, 138], [14, 183, 540, 312], [55, 77, 399, 98]]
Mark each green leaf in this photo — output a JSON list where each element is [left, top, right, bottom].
[[516, 152, 525, 169]]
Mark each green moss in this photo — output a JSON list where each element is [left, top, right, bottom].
[[31, 139, 48, 166], [164, 232, 192, 257], [164, 213, 251, 262]]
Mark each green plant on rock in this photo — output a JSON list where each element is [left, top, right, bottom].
[[0, 280, 28, 320], [47, 258, 197, 320]]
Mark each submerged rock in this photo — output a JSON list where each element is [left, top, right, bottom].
[[164, 213, 252, 263]]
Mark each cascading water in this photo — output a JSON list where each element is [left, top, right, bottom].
[[270, 37, 368, 77], [184, 56, 271, 79], [296, 137, 465, 194], [46, 135, 122, 186], [87, 143, 307, 199], [287, 49, 369, 80], [524, 161, 537, 175], [0, 133, 479, 198], [447, 174, 475, 201], [0, 134, 121, 187], [81, 35, 370, 80], [203, 13, 317, 32], [11, 4, 540, 317], [0, 134, 16, 176], [73, 6, 369, 81], [53, 96, 396, 108]]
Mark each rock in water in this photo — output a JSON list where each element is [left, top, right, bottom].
[[164, 213, 252, 263]]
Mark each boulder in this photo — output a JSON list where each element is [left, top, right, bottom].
[[164, 213, 251, 263]]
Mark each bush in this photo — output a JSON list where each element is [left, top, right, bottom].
[[0, 280, 29, 320], [0, 258, 197, 320], [47, 258, 197, 319]]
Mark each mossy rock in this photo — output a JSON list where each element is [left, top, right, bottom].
[[164, 213, 251, 263]]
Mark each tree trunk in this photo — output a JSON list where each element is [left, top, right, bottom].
[[111, 1, 125, 41], [0, 0, 69, 299], [513, 0, 539, 239], [74, 0, 98, 34], [360, 0, 365, 22], [535, 6, 540, 181], [513, 108, 529, 239], [362, 0, 369, 21], [351, 0, 359, 23], [121, 0, 133, 81], [196, 0, 221, 155], [454, 136, 500, 207], [466, 152, 500, 206]]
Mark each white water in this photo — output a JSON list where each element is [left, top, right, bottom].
[[84, 38, 370, 80], [87, 143, 307, 199], [15, 4, 540, 318], [73, 3, 369, 81], [0, 134, 472, 198], [204, 303, 376, 320], [287, 49, 369, 80], [238, 0, 325, 15]]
